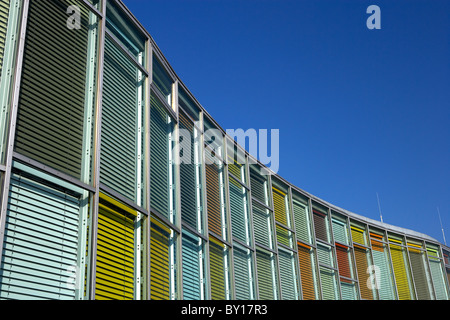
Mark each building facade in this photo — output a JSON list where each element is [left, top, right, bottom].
[[0, 0, 449, 300]]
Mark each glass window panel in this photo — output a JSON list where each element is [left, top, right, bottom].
[[226, 139, 246, 184], [152, 56, 173, 106], [105, 0, 146, 62], [204, 116, 223, 158], [14, 0, 98, 183], [179, 86, 200, 122]]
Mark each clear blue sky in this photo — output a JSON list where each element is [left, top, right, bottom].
[[123, 0, 450, 244]]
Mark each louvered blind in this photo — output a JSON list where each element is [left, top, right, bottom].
[[209, 238, 228, 300], [252, 201, 273, 248], [150, 218, 174, 300], [277, 224, 293, 249], [205, 151, 226, 239], [313, 210, 328, 242], [0, 0, 9, 78], [389, 242, 413, 300], [150, 94, 174, 219], [272, 186, 289, 226], [0, 172, 85, 300], [335, 245, 352, 280], [354, 246, 373, 300], [408, 246, 431, 300], [293, 199, 311, 244], [250, 169, 268, 205], [370, 236, 395, 300], [101, 35, 141, 203], [317, 243, 333, 267], [182, 230, 203, 300], [95, 194, 136, 300], [15, 0, 95, 180], [278, 250, 298, 300], [179, 111, 201, 231], [233, 246, 254, 300], [351, 225, 366, 246], [427, 248, 448, 300], [340, 281, 357, 300], [297, 243, 317, 300], [229, 177, 250, 245], [320, 267, 338, 300], [256, 249, 278, 300], [332, 218, 348, 245]]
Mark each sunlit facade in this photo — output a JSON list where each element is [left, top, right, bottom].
[[0, 0, 449, 300]]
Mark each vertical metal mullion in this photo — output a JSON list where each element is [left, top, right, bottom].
[[0, 0, 29, 264], [88, 0, 106, 300]]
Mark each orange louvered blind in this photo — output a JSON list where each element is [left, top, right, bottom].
[[354, 245, 373, 300], [298, 242, 316, 300]]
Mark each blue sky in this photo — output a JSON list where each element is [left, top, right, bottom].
[[123, 0, 450, 243]]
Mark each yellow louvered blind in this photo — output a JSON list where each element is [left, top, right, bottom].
[[209, 237, 228, 300], [272, 186, 288, 226], [351, 226, 366, 246], [150, 218, 172, 300], [389, 242, 412, 300], [95, 194, 136, 300]]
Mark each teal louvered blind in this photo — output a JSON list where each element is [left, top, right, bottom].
[[233, 245, 254, 300], [0, 0, 8, 77], [278, 250, 298, 300], [293, 197, 312, 244], [0, 171, 87, 300], [182, 230, 204, 300], [15, 0, 97, 182], [150, 94, 175, 221], [252, 201, 273, 249], [100, 35, 144, 204], [179, 111, 202, 232], [256, 249, 278, 300], [229, 177, 250, 246], [370, 238, 395, 300]]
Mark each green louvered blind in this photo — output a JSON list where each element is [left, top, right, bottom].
[[209, 238, 229, 300], [408, 246, 432, 300], [276, 224, 294, 249], [293, 197, 312, 244], [252, 201, 273, 249], [0, 0, 9, 80], [0, 171, 85, 299], [278, 250, 298, 300], [179, 111, 202, 231], [150, 218, 175, 300], [250, 168, 268, 205], [256, 249, 278, 300], [320, 267, 338, 300], [332, 217, 348, 245], [101, 35, 143, 203], [233, 245, 254, 300], [370, 235, 395, 300], [150, 94, 175, 220], [427, 247, 449, 300], [229, 177, 250, 245], [182, 230, 204, 300], [15, 0, 96, 181]]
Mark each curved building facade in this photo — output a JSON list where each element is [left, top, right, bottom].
[[0, 0, 449, 300]]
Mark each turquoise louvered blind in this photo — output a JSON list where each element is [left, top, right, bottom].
[[0, 0, 9, 80], [100, 35, 144, 203], [233, 245, 254, 300], [182, 230, 204, 300], [278, 250, 298, 300], [15, 0, 97, 181], [340, 281, 357, 300], [293, 198, 312, 244], [256, 249, 278, 300], [0, 171, 86, 299], [370, 238, 395, 300], [229, 177, 250, 246], [428, 257, 448, 300], [150, 94, 175, 220], [332, 217, 348, 245], [179, 110, 202, 231]]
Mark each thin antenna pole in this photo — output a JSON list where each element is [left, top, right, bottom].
[[376, 192, 383, 223], [437, 207, 447, 246]]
